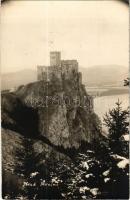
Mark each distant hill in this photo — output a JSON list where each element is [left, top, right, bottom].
[[1, 65, 128, 90], [1, 69, 37, 90], [80, 65, 128, 87]]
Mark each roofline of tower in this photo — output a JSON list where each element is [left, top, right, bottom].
[[50, 51, 61, 53]]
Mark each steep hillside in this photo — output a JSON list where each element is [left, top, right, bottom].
[[2, 128, 69, 173]]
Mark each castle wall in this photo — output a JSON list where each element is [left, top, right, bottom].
[[37, 66, 48, 81], [48, 66, 62, 82], [61, 60, 78, 80], [37, 65, 62, 82]]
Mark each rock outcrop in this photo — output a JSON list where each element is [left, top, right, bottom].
[[2, 77, 101, 149]]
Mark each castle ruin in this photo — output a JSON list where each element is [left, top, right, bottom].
[[37, 51, 82, 85], [37, 51, 93, 110]]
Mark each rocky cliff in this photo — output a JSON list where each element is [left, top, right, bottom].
[[16, 78, 101, 147], [2, 77, 101, 175]]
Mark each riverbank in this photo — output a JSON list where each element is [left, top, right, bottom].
[[86, 86, 128, 97]]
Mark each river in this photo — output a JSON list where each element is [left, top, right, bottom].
[[94, 94, 129, 130]]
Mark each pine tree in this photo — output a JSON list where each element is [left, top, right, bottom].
[[103, 100, 128, 142], [14, 138, 36, 177], [103, 100, 129, 156], [14, 137, 42, 199]]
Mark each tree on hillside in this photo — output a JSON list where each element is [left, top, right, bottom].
[[103, 100, 128, 141], [124, 78, 129, 86], [2, 137, 37, 199], [103, 100, 129, 155], [13, 138, 38, 198], [14, 138, 37, 177], [14, 137, 63, 199]]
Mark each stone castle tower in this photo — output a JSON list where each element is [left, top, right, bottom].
[[50, 51, 61, 66], [37, 51, 82, 85]]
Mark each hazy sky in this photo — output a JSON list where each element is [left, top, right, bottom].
[[1, 0, 129, 73]]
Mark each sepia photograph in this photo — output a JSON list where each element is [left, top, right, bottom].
[[1, 0, 129, 199]]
